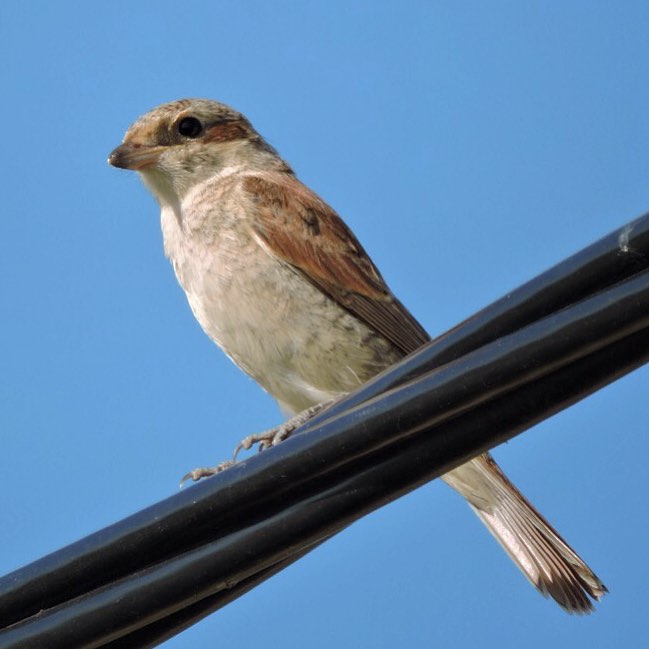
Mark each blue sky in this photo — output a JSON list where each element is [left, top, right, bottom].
[[1, 2, 648, 647]]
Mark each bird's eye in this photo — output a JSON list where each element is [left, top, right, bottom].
[[177, 116, 203, 138]]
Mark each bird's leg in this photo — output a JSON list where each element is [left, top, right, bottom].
[[180, 399, 336, 485]]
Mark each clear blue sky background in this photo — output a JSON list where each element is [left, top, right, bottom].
[[1, 2, 648, 647]]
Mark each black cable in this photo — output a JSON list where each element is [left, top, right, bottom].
[[1, 214, 648, 648]]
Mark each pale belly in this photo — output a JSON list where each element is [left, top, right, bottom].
[[162, 205, 402, 415]]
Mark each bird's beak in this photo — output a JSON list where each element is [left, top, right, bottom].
[[108, 143, 165, 170]]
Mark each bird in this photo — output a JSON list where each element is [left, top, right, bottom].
[[108, 98, 607, 613]]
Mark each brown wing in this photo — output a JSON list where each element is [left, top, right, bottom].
[[244, 173, 430, 356]]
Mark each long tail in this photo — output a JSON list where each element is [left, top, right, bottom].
[[442, 453, 607, 613]]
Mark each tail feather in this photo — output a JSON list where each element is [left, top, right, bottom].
[[443, 453, 607, 613]]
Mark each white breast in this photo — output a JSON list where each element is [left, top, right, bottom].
[[158, 171, 398, 414]]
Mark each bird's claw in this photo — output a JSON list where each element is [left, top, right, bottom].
[[233, 424, 294, 461], [179, 459, 235, 487], [181, 400, 335, 485], [179, 426, 290, 486]]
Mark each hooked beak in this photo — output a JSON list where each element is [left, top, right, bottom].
[[108, 143, 165, 170]]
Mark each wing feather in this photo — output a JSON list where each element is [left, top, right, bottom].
[[243, 174, 430, 355]]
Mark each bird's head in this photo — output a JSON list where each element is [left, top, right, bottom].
[[108, 99, 286, 206]]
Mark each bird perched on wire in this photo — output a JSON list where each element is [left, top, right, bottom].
[[109, 98, 606, 613]]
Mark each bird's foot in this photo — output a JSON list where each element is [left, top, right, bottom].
[[233, 400, 333, 460], [180, 400, 335, 485], [179, 459, 235, 486]]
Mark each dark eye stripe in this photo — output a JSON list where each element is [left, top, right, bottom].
[[203, 120, 250, 143]]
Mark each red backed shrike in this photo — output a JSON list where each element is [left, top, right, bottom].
[[109, 99, 606, 613]]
